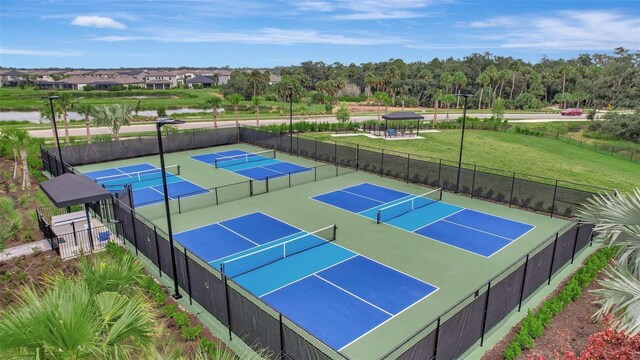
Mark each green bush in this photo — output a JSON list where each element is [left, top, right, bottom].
[[502, 247, 617, 358], [182, 324, 202, 341], [173, 311, 190, 329], [199, 338, 218, 358], [504, 341, 522, 360], [0, 197, 22, 250], [162, 303, 178, 318]]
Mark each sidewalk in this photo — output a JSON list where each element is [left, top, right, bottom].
[[0, 240, 52, 262]]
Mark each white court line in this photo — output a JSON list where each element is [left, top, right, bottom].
[[259, 254, 358, 298], [218, 223, 260, 246], [314, 275, 394, 316], [338, 287, 437, 351], [441, 219, 516, 241]]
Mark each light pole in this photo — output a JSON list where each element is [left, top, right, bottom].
[[156, 118, 185, 299], [455, 94, 473, 193], [288, 86, 293, 153], [48, 96, 64, 175]]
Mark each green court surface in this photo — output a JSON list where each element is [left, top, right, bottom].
[[76, 144, 570, 359]]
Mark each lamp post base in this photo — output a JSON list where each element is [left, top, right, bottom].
[[172, 293, 183, 300]]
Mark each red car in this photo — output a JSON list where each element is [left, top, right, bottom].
[[561, 108, 583, 116]]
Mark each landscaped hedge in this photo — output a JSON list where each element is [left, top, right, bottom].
[[503, 246, 619, 360]]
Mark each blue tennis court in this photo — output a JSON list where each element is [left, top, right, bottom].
[[191, 149, 311, 180], [175, 211, 437, 350], [83, 163, 208, 207], [312, 183, 535, 257]]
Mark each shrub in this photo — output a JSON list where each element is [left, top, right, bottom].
[[199, 338, 218, 358], [173, 311, 189, 328], [515, 330, 534, 349], [162, 303, 178, 318], [504, 341, 522, 360], [182, 325, 202, 341]]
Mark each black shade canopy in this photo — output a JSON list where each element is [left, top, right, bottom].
[[39, 173, 111, 207], [381, 111, 425, 120], [380, 111, 426, 137]]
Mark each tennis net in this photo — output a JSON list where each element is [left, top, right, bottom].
[[220, 224, 337, 278], [214, 149, 276, 168], [376, 188, 443, 224], [95, 165, 180, 189]]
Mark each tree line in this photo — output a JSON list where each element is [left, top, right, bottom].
[[222, 48, 639, 111]]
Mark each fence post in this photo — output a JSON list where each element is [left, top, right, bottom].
[[249, 180, 254, 196], [631, 151, 635, 162], [406, 154, 410, 183], [571, 224, 581, 264], [314, 138, 318, 160], [71, 222, 78, 246], [380, 149, 384, 176], [508, 172, 516, 208], [356, 143, 360, 171], [215, 188, 219, 205], [296, 132, 300, 157], [334, 141, 338, 165], [184, 248, 192, 305], [224, 275, 232, 341], [279, 313, 285, 359], [518, 254, 529, 311], [432, 317, 441, 360], [438, 159, 442, 188], [480, 281, 491, 346], [178, 195, 182, 215], [130, 210, 139, 256], [550, 180, 558, 218], [154, 226, 162, 277], [548, 234, 559, 285], [471, 165, 477, 198]]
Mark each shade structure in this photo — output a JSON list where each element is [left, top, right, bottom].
[[381, 111, 426, 136], [39, 173, 111, 208]]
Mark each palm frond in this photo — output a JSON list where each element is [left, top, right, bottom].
[[592, 264, 640, 336]]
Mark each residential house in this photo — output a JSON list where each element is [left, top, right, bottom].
[[186, 75, 215, 88], [0, 69, 28, 87], [143, 71, 177, 89], [213, 69, 232, 85]]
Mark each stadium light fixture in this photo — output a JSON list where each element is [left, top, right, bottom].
[[156, 117, 185, 299]]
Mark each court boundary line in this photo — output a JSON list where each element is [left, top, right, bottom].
[[338, 288, 438, 352], [313, 274, 394, 316], [455, 208, 537, 228], [217, 223, 260, 246], [440, 219, 517, 241], [259, 254, 359, 298], [313, 183, 540, 258]]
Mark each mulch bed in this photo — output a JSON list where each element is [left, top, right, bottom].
[[482, 278, 605, 360]]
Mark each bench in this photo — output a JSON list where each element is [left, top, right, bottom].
[[51, 211, 86, 228]]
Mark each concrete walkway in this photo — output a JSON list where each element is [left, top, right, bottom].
[[0, 240, 52, 262]]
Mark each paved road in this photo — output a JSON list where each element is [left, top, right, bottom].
[[28, 112, 587, 138]]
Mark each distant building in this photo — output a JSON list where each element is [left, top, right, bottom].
[[0, 69, 28, 87], [143, 71, 177, 89], [213, 70, 232, 85], [186, 75, 215, 88]]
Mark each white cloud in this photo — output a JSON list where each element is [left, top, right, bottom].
[[71, 16, 126, 29], [91, 27, 403, 45], [448, 10, 640, 51], [0, 48, 84, 57], [290, 0, 441, 20]]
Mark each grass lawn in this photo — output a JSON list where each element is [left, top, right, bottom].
[[304, 129, 640, 192]]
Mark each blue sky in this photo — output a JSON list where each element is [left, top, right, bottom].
[[1, 0, 639, 68]]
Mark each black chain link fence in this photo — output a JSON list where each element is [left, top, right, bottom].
[[38, 126, 608, 359]]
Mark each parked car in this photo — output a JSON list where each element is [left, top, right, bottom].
[[560, 108, 583, 116]]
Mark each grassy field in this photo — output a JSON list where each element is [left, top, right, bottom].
[[304, 129, 640, 192]]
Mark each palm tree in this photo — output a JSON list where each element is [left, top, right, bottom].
[[92, 104, 134, 141], [508, 61, 521, 100], [441, 93, 456, 121], [433, 90, 442, 123], [248, 70, 264, 98], [452, 71, 467, 108], [40, 101, 63, 139], [0, 253, 156, 358], [364, 72, 377, 98], [439, 72, 454, 94], [373, 92, 390, 122], [477, 72, 491, 109], [59, 93, 77, 145], [226, 93, 243, 127], [75, 103, 94, 144], [204, 96, 223, 128], [252, 96, 263, 127], [558, 64, 576, 108], [578, 189, 640, 335]]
